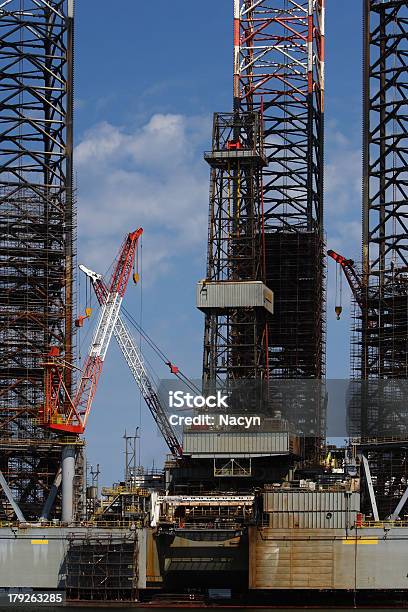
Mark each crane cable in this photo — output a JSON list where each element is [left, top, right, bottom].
[[76, 244, 200, 395], [121, 306, 201, 396], [138, 236, 143, 467], [335, 262, 343, 320]]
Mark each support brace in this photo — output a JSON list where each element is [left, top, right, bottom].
[[0, 469, 26, 522], [40, 467, 62, 521], [361, 454, 379, 521], [389, 485, 408, 521]]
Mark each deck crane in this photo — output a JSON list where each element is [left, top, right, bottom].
[[40, 228, 143, 434], [78, 264, 184, 458], [327, 250, 365, 312]]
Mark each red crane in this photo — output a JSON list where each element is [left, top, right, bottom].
[[327, 249, 364, 311], [40, 228, 143, 434]]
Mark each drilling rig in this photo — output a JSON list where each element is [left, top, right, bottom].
[[1, 0, 408, 607]]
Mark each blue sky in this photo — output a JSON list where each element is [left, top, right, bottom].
[[73, 1, 363, 485]]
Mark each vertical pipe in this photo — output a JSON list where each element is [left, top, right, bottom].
[[233, 0, 241, 111], [62, 446, 75, 522], [65, 0, 75, 397], [361, 0, 371, 381], [306, 0, 314, 230], [318, 0, 325, 236], [379, 7, 386, 296], [362, 0, 370, 283]]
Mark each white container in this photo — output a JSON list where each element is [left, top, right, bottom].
[[196, 280, 274, 314]]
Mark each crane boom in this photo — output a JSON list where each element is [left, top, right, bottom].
[[41, 229, 143, 434], [79, 265, 183, 458], [327, 249, 364, 311]]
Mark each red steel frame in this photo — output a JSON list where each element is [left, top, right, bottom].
[[41, 228, 143, 434], [236, 0, 325, 231], [233, 1, 325, 388]]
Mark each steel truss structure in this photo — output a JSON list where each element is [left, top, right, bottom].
[[235, 0, 326, 379], [355, 0, 408, 380], [0, 1, 77, 519], [201, 1, 326, 462], [81, 265, 182, 457], [203, 111, 268, 385], [236, 0, 325, 231], [349, 0, 408, 519], [203, 1, 325, 383]]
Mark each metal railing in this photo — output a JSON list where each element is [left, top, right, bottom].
[[101, 486, 149, 497], [360, 520, 408, 528]]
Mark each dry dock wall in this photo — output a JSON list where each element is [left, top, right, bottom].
[[0, 527, 147, 590], [249, 527, 408, 590], [3, 525, 408, 593]]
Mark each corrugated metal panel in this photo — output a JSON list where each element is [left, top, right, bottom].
[[249, 526, 408, 590], [263, 491, 360, 529], [0, 526, 147, 589], [183, 431, 290, 456], [196, 281, 274, 314], [146, 528, 163, 585], [249, 528, 335, 589]]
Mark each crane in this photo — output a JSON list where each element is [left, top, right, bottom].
[[327, 249, 364, 312], [79, 264, 183, 458], [40, 228, 143, 434]]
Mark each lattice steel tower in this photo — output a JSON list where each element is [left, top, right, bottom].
[[349, 0, 408, 519], [0, 0, 81, 520], [201, 1, 325, 387], [354, 0, 408, 380]]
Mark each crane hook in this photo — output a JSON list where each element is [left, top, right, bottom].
[[334, 260, 343, 320]]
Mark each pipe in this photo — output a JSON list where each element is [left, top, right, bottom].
[[62, 446, 75, 523]]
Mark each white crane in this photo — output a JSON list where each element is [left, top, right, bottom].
[[42, 228, 143, 434], [79, 264, 183, 458]]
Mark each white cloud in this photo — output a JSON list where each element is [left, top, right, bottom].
[[75, 115, 363, 308], [325, 149, 361, 219], [75, 121, 125, 166], [325, 120, 362, 265], [75, 113, 210, 280], [324, 125, 362, 344]]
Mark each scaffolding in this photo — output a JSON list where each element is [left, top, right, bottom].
[[352, 0, 408, 519], [235, 0, 326, 384], [0, 1, 77, 519], [265, 232, 326, 378], [202, 111, 268, 385], [65, 533, 139, 603], [361, 0, 408, 379], [90, 484, 149, 526]]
